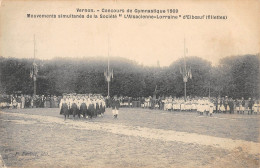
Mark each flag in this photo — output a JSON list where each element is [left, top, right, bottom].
[[35, 65, 38, 75], [189, 68, 192, 79], [30, 69, 33, 78], [180, 67, 183, 75]]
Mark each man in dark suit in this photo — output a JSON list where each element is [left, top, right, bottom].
[[111, 95, 120, 119]]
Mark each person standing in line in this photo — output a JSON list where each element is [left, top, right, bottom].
[[60, 96, 69, 120], [244, 98, 249, 115], [224, 96, 229, 113], [108, 96, 112, 108], [241, 97, 245, 114], [100, 97, 106, 117], [30, 96, 34, 108], [21, 94, 25, 109], [16, 96, 21, 109], [209, 100, 214, 117], [12, 95, 18, 109], [88, 98, 95, 119], [248, 98, 254, 115], [25, 95, 30, 108], [253, 99, 259, 114], [71, 97, 79, 119], [235, 99, 240, 114], [214, 97, 218, 113], [228, 98, 234, 114], [40, 95, 45, 108], [205, 100, 209, 116]]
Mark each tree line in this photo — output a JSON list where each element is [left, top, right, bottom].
[[0, 54, 259, 99]]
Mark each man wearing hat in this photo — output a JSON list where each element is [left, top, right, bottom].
[[112, 95, 120, 119]]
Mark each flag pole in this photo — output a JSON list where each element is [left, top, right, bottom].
[[184, 38, 187, 102], [108, 35, 110, 97], [33, 34, 37, 97], [180, 37, 192, 102], [104, 34, 113, 97]]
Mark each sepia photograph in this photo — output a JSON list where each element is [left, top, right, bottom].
[[0, 0, 259, 167]]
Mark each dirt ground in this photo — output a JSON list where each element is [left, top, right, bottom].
[[0, 108, 259, 168]]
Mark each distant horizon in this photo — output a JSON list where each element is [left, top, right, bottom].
[[1, 53, 259, 68]]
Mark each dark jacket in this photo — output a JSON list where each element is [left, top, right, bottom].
[[111, 99, 120, 110]]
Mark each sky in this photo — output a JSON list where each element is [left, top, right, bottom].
[[0, 0, 259, 67]]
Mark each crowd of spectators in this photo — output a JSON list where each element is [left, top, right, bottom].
[[1, 93, 259, 115], [0, 94, 61, 109]]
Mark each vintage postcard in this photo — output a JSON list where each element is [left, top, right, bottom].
[[0, 0, 259, 167]]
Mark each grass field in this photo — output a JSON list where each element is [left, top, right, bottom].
[[0, 108, 259, 168]]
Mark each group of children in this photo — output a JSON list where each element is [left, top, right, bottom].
[[162, 98, 214, 116], [59, 94, 106, 120], [59, 94, 121, 120], [142, 96, 260, 116]]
